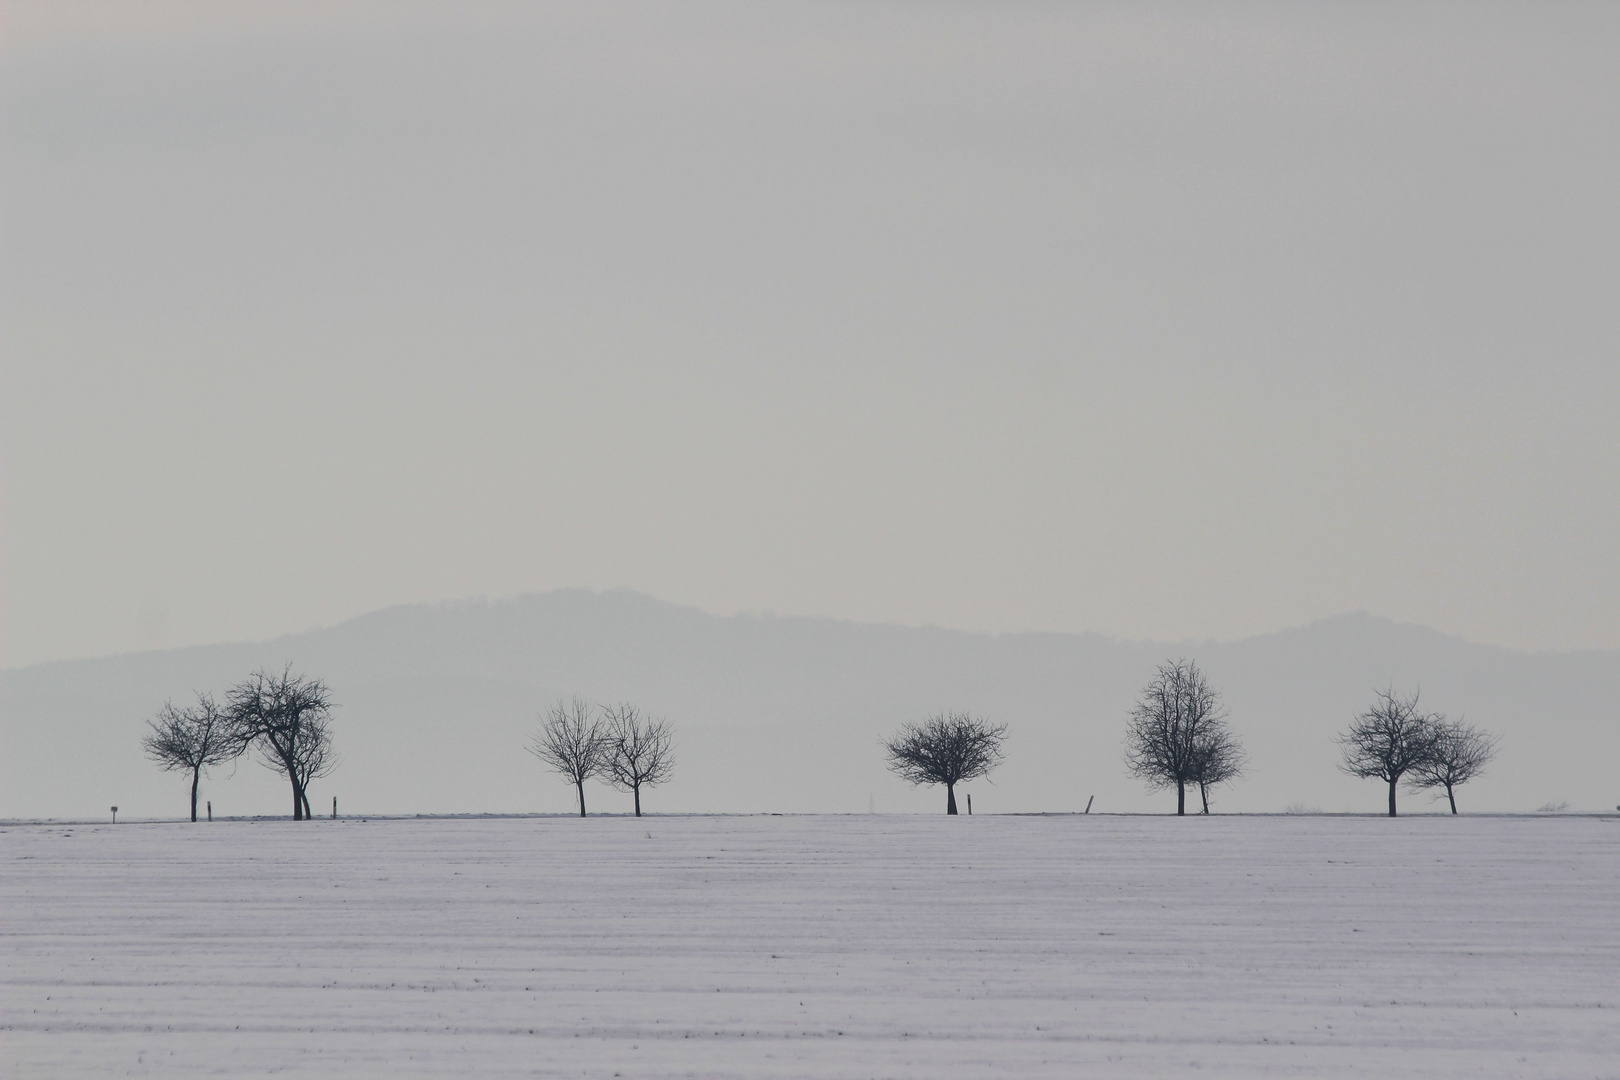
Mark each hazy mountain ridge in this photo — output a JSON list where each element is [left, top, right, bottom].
[[4, 590, 1615, 819]]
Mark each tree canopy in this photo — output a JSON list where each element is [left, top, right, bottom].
[[885, 712, 1006, 814], [141, 693, 237, 821], [1124, 659, 1238, 815], [1337, 687, 1438, 817]]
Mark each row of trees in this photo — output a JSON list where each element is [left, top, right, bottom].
[[144, 664, 1495, 820], [528, 698, 675, 817], [142, 667, 336, 820], [878, 661, 1248, 816], [877, 660, 1496, 816], [1337, 687, 1498, 816]]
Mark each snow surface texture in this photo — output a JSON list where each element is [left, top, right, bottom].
[[4, 815, 1617, 1078]]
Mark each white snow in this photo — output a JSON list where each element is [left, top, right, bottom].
[[3, 814, 1617, 1078]]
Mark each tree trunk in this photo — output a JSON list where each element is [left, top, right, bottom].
[[1176, 780, 1185, 816], [190, 768, 201, 823], [576, 780, 587, 818], [1199, 782, 1210, 815], [292, 779, 305, 820], [633, 783, 642, 817], [1446, 784, 1457, 815], [1387, 778, 1398, 817], [946, 784, 958, 815], [301, 789, 313, 820]]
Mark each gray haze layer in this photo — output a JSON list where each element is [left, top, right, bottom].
[[4, 590, 1614, 819], [4, 2, 1618, 668]]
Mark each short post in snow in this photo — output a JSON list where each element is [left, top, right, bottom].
[[207, 801, 212, 822], [110, 806, 118, 824], [1084, 795, 1094, 814], [332, 796, 338, 820], [966, 793, 972, 815]]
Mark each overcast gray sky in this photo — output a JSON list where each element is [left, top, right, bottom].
[[3, 0, 1617, 668]]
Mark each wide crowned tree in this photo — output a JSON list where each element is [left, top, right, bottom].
[[141, 693, 237, 822], [1124, 659, 1239, 815], [225, 667, 337, 821], [884, 712, 1006, 814], [1337, 687, 1438, 817]]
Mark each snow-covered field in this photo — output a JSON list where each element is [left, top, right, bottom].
[[3, 815, 1617, 1078]]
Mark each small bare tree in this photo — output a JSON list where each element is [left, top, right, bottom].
[[1408, 718, 1497, 814], [1189, 725, 1245, 814], [141, 693, 239, 821], [528, 697, 606, 816], [884, 711, 1006, 814], [285, 709, 336, 819], [601, 704, 675, 817], [1337, 686, 1437, 817], [1124, 659, 1230, 815], [225, 667, 337, 820]]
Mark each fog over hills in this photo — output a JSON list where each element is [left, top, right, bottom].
[[3, 590, 1614, 820]]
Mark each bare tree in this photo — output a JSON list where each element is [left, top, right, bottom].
[[884, 711, 1006, 814], [1408, 717, 1497, 814], [141, 693, 239, 821], [286, 709, 336, 819], [528, 697, 606, 816], [1124, 659, 1229, 815], [1189, 725, 1245, 814], [601, 704, 675, 817], [225, 667, 337, 820], [1337, 687, 1437, 817]]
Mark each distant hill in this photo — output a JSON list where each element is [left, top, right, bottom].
[[3, 590, 1615, 819]]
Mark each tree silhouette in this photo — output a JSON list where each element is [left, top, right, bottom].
[[884, 712, 1006, 814], [1337, 687, 1438, 817], [1124, 659, 1232, 815], [1408, 717, 1497, 814], [141, 693, 238, 822], [225, 667, 337, 820], [601, 704, 675, 817], [529, 697, 607, 816], [1188, 724, 1245, 814]]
